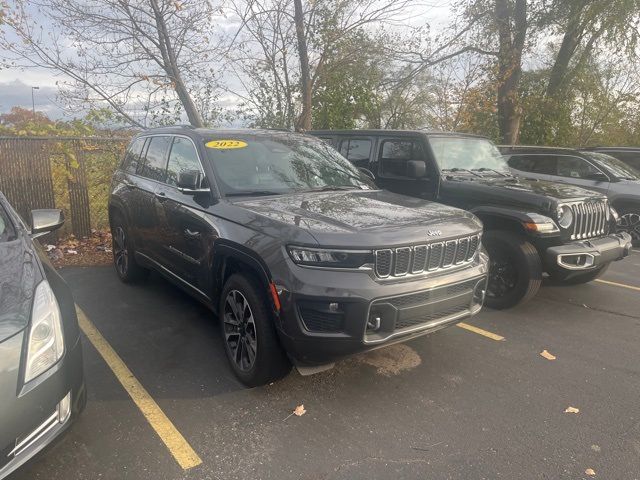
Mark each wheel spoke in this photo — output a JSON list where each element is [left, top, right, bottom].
[[223, 289, 258, 372]]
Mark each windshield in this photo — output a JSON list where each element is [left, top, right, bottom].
[[204, 133, 374, 196], [429, 136, 510, 174], [582, 152, 640, 180]]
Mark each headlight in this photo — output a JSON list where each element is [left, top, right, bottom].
[[557, 205, 574, 229], [287, 246, 373, 268], [24, 280, 65, 383]]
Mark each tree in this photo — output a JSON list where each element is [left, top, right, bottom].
[[1, 0, 223, 127], [228, 0, 419, 130]]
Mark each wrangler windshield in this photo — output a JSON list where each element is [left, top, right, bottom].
[[204, 134, 373, 196], [430, 136, 510, 174]]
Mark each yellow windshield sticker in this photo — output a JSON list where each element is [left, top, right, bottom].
[[205, 140, 248, 149]]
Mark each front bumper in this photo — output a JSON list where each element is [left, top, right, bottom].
[[274, 252, 489, 365], [0, 335, 85, 480], [544, 232, 633, 271]]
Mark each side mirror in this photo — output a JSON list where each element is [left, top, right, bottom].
[[358, 167, 376, 182], [407, 160, 427, 179], [177, 170, 210, 194], [31, 209, 64, 238]]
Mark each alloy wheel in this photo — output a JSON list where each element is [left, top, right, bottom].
[[223, 290, 258, 372], [486, 257, 517, 298], [113, 226, 128, 277], [617, 213, 640, 243]]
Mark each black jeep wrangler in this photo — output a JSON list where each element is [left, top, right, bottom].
[[109, 127, 488, 386], [312, 130, 633, 310]]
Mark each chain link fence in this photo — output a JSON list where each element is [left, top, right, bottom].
[[0, 136, 129, 238]]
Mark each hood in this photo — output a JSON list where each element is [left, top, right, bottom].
[[0, 235, 38, 343], [228, 189, 482, 247], [442, 175, 604, 213]]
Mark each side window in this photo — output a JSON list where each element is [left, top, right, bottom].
[[122, 138, 145, 174], [556, 156, 602, 179], [378, 139, 426, 178], [166, 137, 203, 187], [508, 154, 556, 175], [139, 136, 172, 182], [339, 139, 372, 167]]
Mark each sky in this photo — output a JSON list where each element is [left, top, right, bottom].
[[0, 1, 453, 123]]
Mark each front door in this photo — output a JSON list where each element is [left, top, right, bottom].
[[550, 155, 611, 195], [373, 137, 438, 200], [154, 136, 215, 292]]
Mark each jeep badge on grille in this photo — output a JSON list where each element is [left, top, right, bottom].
[[427, 230, 442, 237]]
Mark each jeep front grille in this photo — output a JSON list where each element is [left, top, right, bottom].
[[568, 200, 609, 240], [374, 234, 480, 278]]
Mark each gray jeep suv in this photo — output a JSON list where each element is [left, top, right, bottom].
[[108, 127, 489, 386]]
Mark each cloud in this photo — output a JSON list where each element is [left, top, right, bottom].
[[0, 77, 66, 118]]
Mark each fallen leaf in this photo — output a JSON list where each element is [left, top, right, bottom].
[[293, 404, 306, 417], [564, 406, 580, 414], [540, 350, 556, 360], [585, 468, 596, 476]]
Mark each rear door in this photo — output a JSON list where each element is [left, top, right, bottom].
[[374, 136, 438, 199], [133, 135, 172, 260], [153, 136, 214, 292]]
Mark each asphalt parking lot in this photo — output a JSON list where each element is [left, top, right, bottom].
[[9, 250, 640, 480]]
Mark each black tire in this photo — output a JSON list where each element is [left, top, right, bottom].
[[616, 207, 640, 247], [110, 212, 148, 283], [219, 273, 291, 387], [548, 263, 610, 285], [483, 230, 542, 310]]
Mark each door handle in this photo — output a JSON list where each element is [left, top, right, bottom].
[[184, 228, 201, 239], [154, 191, 168, 202]]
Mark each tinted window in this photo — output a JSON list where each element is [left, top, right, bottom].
[[0, 203, 16, 243], [139, 136, 171, 182], [379, 139, 426, 177], [556, 156, 603, 179], [122, 138, 145, 174], [508, 154, 556, 175], [204, 134, 372, 195], [166, 137, 203, 187], [340, 139, 372, 161]]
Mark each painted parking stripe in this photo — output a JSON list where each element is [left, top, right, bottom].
[[76, 306, 202, 470], [457, 322, 505, 341], [595, 279, 640, 292]]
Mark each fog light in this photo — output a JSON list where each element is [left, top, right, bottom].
[[367, 316, 381, 331], [58, 391, 71, 423]]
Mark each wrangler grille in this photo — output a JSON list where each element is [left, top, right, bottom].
[[374, 234, 481, 278], [567, 200, 609, 240]]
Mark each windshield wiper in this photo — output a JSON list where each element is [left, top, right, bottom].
[[225, 190, 282, 197], [305, 185, 364, 192], [471, 167, 510, 177], [441, 168, 482, 177]]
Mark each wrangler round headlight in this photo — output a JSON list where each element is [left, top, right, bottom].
[[557, 205, 574, 229]]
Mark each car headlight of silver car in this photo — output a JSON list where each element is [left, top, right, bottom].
[[287, 246, 373, 268], [557, 205, 574, 229], [24, 280, 65, 383]]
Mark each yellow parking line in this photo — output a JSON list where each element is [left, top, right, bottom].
[[76, 307, 202, 470], [595, 279, 640, 292], [457, 322, 505, 341]]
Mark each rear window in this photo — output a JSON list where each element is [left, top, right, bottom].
[[0, 203, 16, 243], [122, 138, 146, 174]]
